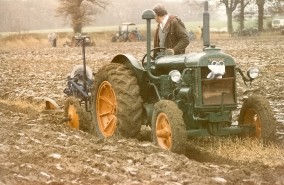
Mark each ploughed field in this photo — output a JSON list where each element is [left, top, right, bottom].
[[0, 33, 283, 185]]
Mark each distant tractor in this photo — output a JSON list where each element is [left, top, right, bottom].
[[188, 30, 196, 41], [62, 1, 276, 154], [111, 23, 145, 42], [63, 34, 94, 47]]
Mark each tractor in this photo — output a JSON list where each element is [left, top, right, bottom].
[[63, 34, 94, 47], [62, 1, 276, 154], [111, 22, 145, 42]]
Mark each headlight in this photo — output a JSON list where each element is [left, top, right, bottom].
[[169, 70, 181, 83], [247, 67, 259, 79]]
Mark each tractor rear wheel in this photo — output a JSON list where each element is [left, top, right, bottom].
[[238, 96, 276, 141], [91, 63, 143, 138], [151, 100, 187, 154], [128, 32, 138, 42], [64, 96, 91, 132]]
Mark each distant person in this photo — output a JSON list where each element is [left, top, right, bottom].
[[188, 30, 196, 41], [152, 4, 189, 57], [134, 27, 142, 41], [51, 32, 57, 47], [196, 26, 203, 40], [48, 33, 52, 46]]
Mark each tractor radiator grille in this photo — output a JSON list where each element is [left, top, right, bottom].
[[201, 66, 236, 105]]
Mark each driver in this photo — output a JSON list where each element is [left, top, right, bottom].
[[153, 4, 190, 57]]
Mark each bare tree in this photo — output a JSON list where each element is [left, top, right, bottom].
[[235, 0, 251, 30], [255, 0, 266, 31], [220, 0, 240, 33], [269, 0, 284, 15], [183, 0, 204, 20], [56, 0, 109, 33]]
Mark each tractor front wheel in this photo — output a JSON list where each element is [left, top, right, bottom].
[[151, 100, 187, 154], [238, 96, 276, 141]]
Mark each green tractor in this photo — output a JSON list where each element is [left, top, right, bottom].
[[63, 1, 276, 154]]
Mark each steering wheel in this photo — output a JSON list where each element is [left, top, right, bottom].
[[141, 47, 166, 67]]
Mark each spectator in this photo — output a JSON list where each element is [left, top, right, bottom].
[[51, 32, 57, 47], [196, 26, 203, 40], [48, 33, 52, 46]]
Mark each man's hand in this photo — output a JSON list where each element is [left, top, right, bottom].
[[165, 48, 174, 55]]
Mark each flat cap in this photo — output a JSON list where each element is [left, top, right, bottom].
[[152, 4, 168, 16]]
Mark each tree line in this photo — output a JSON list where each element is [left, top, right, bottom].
[[0, 0, 283, 33], [217, 0, 284, 33]]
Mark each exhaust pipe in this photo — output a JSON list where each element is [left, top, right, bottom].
[[142, 9, 160, 80], [203, 1, 210, 47]]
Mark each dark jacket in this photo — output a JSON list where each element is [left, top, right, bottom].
[[154, 15, 190, 55]]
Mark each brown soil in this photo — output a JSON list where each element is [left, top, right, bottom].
[[0, 32, 283, 185]]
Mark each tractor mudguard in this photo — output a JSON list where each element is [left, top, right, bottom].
[[111, 54, 146, 82]]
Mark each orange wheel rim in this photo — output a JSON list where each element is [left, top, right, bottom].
[[96, 81, 117, 137], [67, 104, 79, 129], [244, 108, 261, 138], [128, 33, 137, 42], [156, 113, 172, 150]]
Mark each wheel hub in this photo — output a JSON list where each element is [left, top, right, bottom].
[[156, 113, 172, 150]]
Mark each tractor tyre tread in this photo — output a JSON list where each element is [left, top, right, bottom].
[[238, 96, 276, 141]]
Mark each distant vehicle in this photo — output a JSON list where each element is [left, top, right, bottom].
[[64, 34, 94, 47], [231, 28, 259, 37], [238, 28, 259, 36], [188, 30, 196, 40], [111, 23, 145, 42], [272, 19, 284, 29]]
